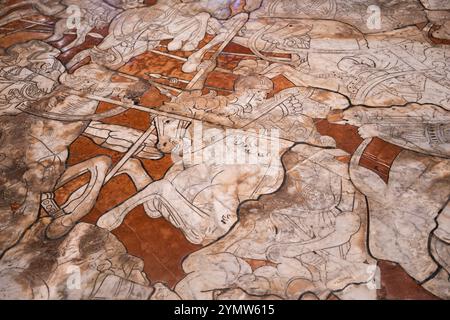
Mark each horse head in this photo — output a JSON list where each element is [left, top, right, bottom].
[[153, 116, 191, 155]]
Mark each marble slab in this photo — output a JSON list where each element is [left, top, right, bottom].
[[0, 0, 448, 300]]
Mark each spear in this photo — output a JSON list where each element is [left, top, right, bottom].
[[148, 49, 232, 74], [146, 73, 233, 93], [103, 124, 156, 183], [185, 15, 248, 91], [98, 14, 250, 182]]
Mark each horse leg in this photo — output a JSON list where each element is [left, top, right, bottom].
[[46, 156, 153, 239], [45, 155, 112, 239], [66, 48, 92, 69], [244, 0, 264, 12], [67, 26, 120, 68], [0, 191, 41, 255], [119, 159, 161, 219], [61, 21, 92, 52], [0, 8, 36, 27], [66, 34, 115, 69], [46, 18, 67, 43], [117, 158, 153, 191], [175, 251, 252, 300], [166, 12, 209, 52], [97, 179, 210, 244], [67, 28, 155, 69], [182, 12, 210, 51], [167, 24, 200, 52]]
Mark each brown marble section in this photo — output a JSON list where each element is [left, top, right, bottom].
[[316, 120, 403, 183], [359, 139, 403, 183], [0, 0, 449, 300], [60, 136, 197, 288], [378, 261, 439, 300]]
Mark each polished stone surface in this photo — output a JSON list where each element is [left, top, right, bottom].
[[0, 0, 448, 300]]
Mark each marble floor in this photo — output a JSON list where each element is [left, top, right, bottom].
[[0, 0, 449, 300]]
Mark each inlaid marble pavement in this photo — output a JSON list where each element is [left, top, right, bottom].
[[0, 0, 449, 300]]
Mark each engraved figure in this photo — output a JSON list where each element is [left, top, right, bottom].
[[0, 40, 151, 255], [172, 145, 374, 300], [334, 103, 450, 158], [0, 0, 145, 52]]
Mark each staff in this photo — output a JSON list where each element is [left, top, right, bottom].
[[101, 13, 249, 181]]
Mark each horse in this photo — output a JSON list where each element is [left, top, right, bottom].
[[97, 115, 289, 245], [172, 145, 374, 300], [0, 41, 152, 255], [66, 2, 249, 70], [0, 0, 145, 52]]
